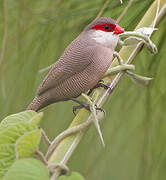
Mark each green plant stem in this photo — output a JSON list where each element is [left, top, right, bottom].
[[48, 1, 166, 179]]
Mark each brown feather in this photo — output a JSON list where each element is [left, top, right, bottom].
[[27, 17, 117, 111]]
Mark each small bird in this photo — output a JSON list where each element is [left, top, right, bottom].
[[27, 17, 124, 112]]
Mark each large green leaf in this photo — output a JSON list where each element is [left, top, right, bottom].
[[0, 111, 41, 131], [0, 111, 43, 178], [0, 144, 15, 179], [3, 158, 49, 180], [16, 129, 42, 158]]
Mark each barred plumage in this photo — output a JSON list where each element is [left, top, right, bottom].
[[27, 17, 121, 111]]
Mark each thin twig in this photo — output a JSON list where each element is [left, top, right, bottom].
[[46, 111, 104, 160], [151, 0, 160, 28], [45, 119, 92, 160], [61, 133, 83, 164], [49, 131, 84, 180], [157, 3, 166, 22], [50, 170, 60, 180], [41, 128, 51, 146], [117, 0, 135, 23], [35, 150, 48, 165]]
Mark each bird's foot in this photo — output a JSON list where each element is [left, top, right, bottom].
[[87, 80, 110, 96], [73, 105, 83, 115], [72, 99, 105, 115], [104, 51, 153, 86], [71, 94, 105, 146], [119, 27, 158, 54]]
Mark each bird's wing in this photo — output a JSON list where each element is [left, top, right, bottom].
[[37, 45, 101, 95]]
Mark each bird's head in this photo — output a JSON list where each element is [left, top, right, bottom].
[[83, 17, 124, 48]]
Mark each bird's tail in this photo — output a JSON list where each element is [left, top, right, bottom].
[[26, 96, 44, 112]]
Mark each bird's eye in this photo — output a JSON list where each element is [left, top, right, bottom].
[[104, 25, 111, 31], [104, 25, 114, 32]]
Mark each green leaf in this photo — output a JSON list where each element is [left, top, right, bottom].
[[16, 129, 42, 158], [0, 111, 43, 178], [3, 158, 49, 180], [0, 111, 38, 131], [57, 172, 85, 180], [0, 121, 36, 145], [30, 112, 43, 127], [0, 111, 43, 145], [0, 144, 15, 179], [0, 144, 15, 159], [0, 123, 27, 145]]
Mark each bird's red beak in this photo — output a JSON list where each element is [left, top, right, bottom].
[[114, 25, 124, 34]]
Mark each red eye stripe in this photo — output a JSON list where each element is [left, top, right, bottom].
[[91, 23, 116, 32]]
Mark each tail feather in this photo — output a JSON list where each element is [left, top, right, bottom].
[[27, 96, 44, 112], [27, 94, 59, 112]]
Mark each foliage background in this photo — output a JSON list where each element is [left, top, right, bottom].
[[0, 0, 166, 179]]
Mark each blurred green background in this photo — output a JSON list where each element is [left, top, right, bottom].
[[0, 0, 166, 179]]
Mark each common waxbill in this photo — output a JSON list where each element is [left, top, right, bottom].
[[27, 17, 124, 112]]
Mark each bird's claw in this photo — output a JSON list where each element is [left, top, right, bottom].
[[98, 79, 104, 83], [71, 95, 105, 146], [95, 105, 106, 116], [87, 81, 110, 95], [73, 105, 83, 115], [72, 103, 105, 116]]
